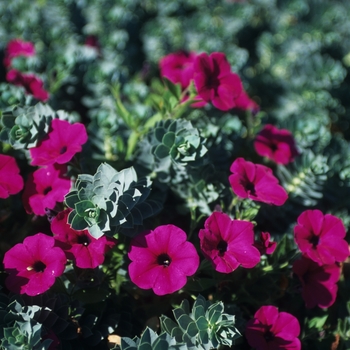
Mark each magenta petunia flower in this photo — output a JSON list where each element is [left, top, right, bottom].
[[254, 232, 277, 255], [234, 90, 260, 114], [293, 256, 341, 309], [245, 305, 301, 350], [30, 119, 88, 166], [6, 69, 49, 102], [3, 39, 35, 68], [254, 124, 299, 165], [128, 225, 199, 296], [0, 154, 24, 198], [193, 52, 242, 111], [22, 164, 71, 216], [199, 212, 260, 273], [51, 209, 116, 269], [294, 210, 349, 265], [229, 157, 288, 206], [159, 51, 197, 89], [3, 233, 66, 296]]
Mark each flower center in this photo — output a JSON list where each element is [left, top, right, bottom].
[[32, 261, 46, 273], [217, 240, 228, 256], [264, 329, 274, 342], [244, 180, 257, 196], [157, 253, 172, 267], [43, 186, 52, 195], [77, 234, 91, 246], [310, 235, 319, 247], [60, 146, 67, 154], [206, 75, 220, 90]]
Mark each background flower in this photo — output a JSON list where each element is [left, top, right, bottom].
[[159, 51, 197, 89], [229, 157, 288, 206], [294, 209, 349, 265], [3, 233, 66, 296], [30, 119, 88, 166], [128, 224, 199, 295], [245, 305, 301, 350], [194, 52, 242, 111], [6, 69, 49, 101], [22, 164, 71, 216], [51, 208, 116, 269], [0, 154, 24, 198], [199, 212, 260, 273], [293, 256, 341, 308], [254, 124, 299, 165], [3, 38, 35, 67]]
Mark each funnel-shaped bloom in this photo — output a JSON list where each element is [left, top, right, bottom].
[[3, 233, 66, 296], [128, 225, 199, 295], [293, 256, 340, 309], [22, 164, 71, 216], [51, 209, 116, 269], [3, 39, 35, 67], [159, 51, 197, 89], [6, 69, 49, 101], [254, 124, 299, 165], [294, 210, 349, 265], [199, 212, 260, 273], [194, 52, 242, 111], [0, 154, 24, 198], [30, 119, 88, 166], [229, 158, 288, 206], [6, 69, 48, 101], [245, 305, 301, 350]]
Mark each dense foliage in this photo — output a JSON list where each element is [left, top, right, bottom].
[[1, 0, 350, 349]]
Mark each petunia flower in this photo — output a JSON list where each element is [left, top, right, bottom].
[[3, 233, 66, 296], [22, 164, 71, 216], [254, 124, 299, 165], [51, 209, 116, 269], [193, 52, 242, 111], [128, 225, 199, 296], [30, 119, 88, 166], [6, 69, 49, 101], [245, 305, 301, 350], [254, 232, 277, 255], [294, 209, 349, 265], [199, 211, 260, 273], [229, 157, 288, 206], [159, 51, 197, 89], [0, 154, 24, 198], [3, 39, 35, 68], [293, 256, 340, 309]]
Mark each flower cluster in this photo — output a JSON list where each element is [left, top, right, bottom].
[[159, 51, 258, 112], [293, 209, 349, 308], [245, 305, 301, 350], [51, 209, 116, 269], [3, 39, 49, 101], [6, 69, 49, 102], [22, 119, 88, 216]]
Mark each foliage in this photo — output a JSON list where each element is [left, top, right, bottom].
[[65, 163, 161, 238]]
